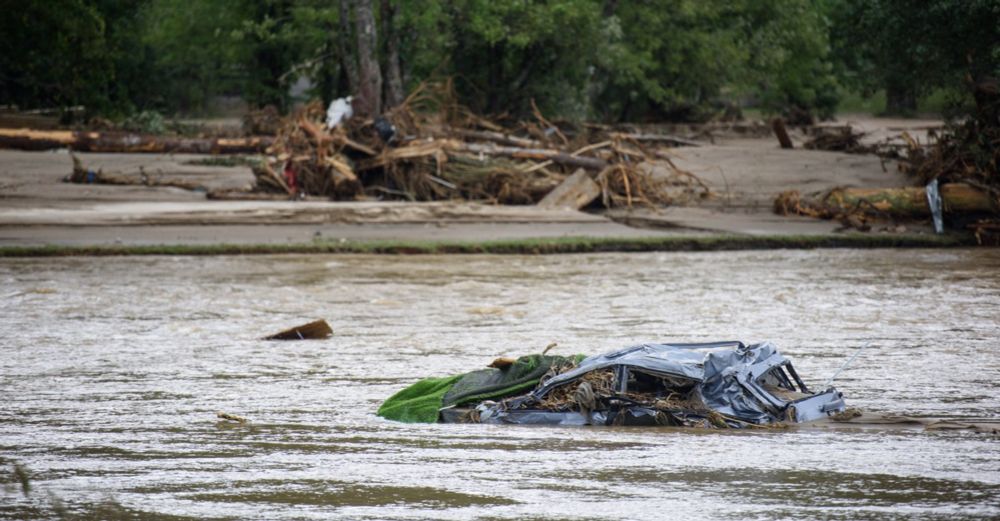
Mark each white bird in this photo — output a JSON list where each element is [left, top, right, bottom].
[[326, 96, 354, 129]]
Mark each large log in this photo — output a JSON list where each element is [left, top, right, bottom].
[[0, 128, 273, 154], [778, 184, 998, 218], [827, 184, 997, 216]]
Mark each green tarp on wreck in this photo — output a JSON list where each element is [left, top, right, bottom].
[[378, 354, 583, 423]]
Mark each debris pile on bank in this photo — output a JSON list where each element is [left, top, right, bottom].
[[803, 126, 874, 154], [899, 80, 1000, 242], [776, 80, 1000, 238], [225, 81, 708, 208]]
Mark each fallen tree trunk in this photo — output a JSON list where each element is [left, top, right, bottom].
[[829, 184, 996, 216], [0, 128, 273, 154], [66, 156, 205, 191], [776, 184, 997, 218]]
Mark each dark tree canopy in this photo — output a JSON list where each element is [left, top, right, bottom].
[[1, 0, 994, 122]]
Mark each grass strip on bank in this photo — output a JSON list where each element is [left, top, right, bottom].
[[0, 233, 978, 257]]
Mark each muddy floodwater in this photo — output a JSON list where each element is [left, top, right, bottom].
[[2, 250, 999, 520]]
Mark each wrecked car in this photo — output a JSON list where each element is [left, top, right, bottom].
[[378, 341, 847, 428]]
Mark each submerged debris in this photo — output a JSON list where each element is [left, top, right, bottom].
[[263, 319, 333, 340], [803, 126, 873, 154], [216, 411, 249, 423], [380, 341, 847, 429]]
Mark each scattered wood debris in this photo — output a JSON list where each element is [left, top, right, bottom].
[[237, 80, 704, 208], [263, 319, 333, 340], [970, 219, 1000, 245], [242, 105, 282, 136], [803, 126, 873, 154]]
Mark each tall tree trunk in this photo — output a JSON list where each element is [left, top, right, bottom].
[[381, 0, 405, 109], [354, 0, 382, 118], [885, 82, 917, 115], [487, 43, 503, 114], [319, 38, 337, 106], [603, 0, 618, 17], [337, 0, 358, 96], [247, 1, 293, 111]]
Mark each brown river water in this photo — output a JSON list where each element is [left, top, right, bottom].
[[2, 249, 999, 520]]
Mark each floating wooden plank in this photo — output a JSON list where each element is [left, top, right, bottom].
[[263, 319, 333, 340], [537, 168, 601, 210]]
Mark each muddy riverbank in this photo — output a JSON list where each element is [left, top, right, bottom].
[[0, 117, 959, 253]]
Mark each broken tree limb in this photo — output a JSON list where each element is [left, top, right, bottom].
[[251, 162, 292, 194], [452, 128, 542, 148], [771, 118, 794, 149], [609, 132, 702, 148], [457, 142, 608, 171], [0, 128, 273, 154], [358, 140, 610, 172]]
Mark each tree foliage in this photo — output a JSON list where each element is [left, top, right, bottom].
[[828, 0, 1000, 115], [0, 0, 992, 122]]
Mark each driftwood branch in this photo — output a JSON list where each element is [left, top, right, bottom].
[[452, 128, 542, 148], [609, 132, 702, 148], [457, 142, 608, 171]]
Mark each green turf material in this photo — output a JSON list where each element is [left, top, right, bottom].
[[377, 374, 464, 424], [377, 354, 584, 423]]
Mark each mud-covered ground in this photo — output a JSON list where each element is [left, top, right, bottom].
[[0, 117, 942, 247]]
